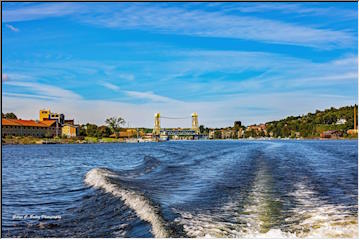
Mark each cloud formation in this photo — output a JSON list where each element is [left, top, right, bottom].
[[2, 91, 355, 127], [3, 2, 82, 22], [99, 81, 120, 92], [2, 3, 356, 49], [5, 24, 19, 32], [4, 81, 81, 100], [125, 91, 180, 103]]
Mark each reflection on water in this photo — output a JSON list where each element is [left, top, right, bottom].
[[2, 140, 358, 238]]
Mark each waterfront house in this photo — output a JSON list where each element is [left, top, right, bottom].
[[246, 124, 267, 135], [2, 118, 58, 137], [39, 109, 65, 125], [62, 124, 79, 138], [336, 118, 347, 125], [320, 130, 342, 139], [221, 128, 236, 139]]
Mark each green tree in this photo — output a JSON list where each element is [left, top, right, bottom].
[[105, 117, 126, 136], [96, 126, 112, 138], [199, 125, 205, 133], [214, 130, 222, 139], [78, 125, 87, 136], [4, 112, 17, 119], [233, 121, 242, 130], [86, 123, 98, 137]]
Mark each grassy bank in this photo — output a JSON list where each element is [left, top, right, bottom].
[[2, 136, 125, 145]]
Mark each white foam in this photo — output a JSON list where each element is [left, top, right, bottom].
[[84, 168, 168, 238], [174, 168, 358, 238], [285, 182, 358, 238]]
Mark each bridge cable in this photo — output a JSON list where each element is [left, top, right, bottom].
[[160, 116, 191, 120]]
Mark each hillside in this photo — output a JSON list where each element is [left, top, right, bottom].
[[265, 105, 357, 138]]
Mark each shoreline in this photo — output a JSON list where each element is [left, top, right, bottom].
[[2, 137, 358, 145]]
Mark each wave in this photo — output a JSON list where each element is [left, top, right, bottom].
[[84, 168, 168, 238], [285, 182, 358, 238], [173, 164, 358, 238], [120, 155, 161, 178]]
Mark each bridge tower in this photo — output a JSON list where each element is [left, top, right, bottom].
[[192, 112, 200, 134], [153, 113, 161, 135]]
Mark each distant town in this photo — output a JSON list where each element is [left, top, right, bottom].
[[1, 105, 358, 144]]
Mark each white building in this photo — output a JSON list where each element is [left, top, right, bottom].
[[336, 119, 347, 125]]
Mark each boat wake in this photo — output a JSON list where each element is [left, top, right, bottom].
[[84, 168, 168, 238], [173, 165, 358, 238], [285, 182, 358, 238]]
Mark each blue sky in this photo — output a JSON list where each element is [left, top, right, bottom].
[[2, 2, 358, 127]]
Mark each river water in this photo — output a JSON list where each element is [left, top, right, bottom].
[[2, 140, 358, 238]]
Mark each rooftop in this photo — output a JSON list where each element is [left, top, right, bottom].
[[2, 118, 56, 127]]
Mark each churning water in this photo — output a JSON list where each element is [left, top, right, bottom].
[[2, 140, 358, 238]]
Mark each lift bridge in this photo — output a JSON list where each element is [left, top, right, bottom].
[[152, 113, 200, 140]]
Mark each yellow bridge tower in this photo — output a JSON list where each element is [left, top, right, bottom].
[[192, 112, 200, 134], [153, 113, 161, 135]]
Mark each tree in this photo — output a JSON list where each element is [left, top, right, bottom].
[[4, 112, 17, 119], [214, 130, 222, 139], [234, 121, 242, 130], [86, 123, 98, 137], [78, 125, 87, 136], [105, 117, 126, 135], [96, 126, 112, 138], [199, 125, 205, 133]]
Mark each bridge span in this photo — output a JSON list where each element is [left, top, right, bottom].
[[152, 113, 200, 140]]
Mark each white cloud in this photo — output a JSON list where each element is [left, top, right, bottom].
[[4, 81, 81, 100], [3, 92, 59, 100], [125, 91, 180, 103], [99, 81, 120, 91], [82, 5, 354, 49], [3, 3, 355, 49], [216, 3, 357, 20], [3, 3, 84, 22], [5, 24, 19, 32], [2, 91, 356, 128]]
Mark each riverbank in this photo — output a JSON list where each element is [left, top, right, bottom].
[[1, 136, 126, 145], [2, 135, 357, 145]]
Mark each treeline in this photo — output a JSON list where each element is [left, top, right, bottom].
[[78, 117, 152, 138], [265, 105, 357, 138], [2, 112, 17, 119], [79, 116, 126, 138]]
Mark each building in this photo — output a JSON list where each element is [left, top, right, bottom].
[[221, 128, 236, 139], [2, 118, 58, 137], [246, 124, 267, 135], [62, 124, 79, 138], [336, 119, 347, 125], [110, 129, 140, 138], [64, 119, 75, 125], [208, 129, 215, 139], [320, 130, 342, 139], [39, 109, 51, 121], [238, 128, 244, 138], [160, 129, 199, 140], [143, 133, 153, 140], [39, 109, 65, 125], [208, 128, 242, 139]]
